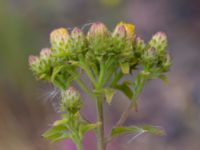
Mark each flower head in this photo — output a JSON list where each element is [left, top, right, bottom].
[[40, 48, 51, 58], [87, 22, 109, 38], [149, 32, 167, 52], [71, 27, 83, 38], [50, 28, 69, 49], [61, 87, 82, 114], [28, 55, 39, 65], [114, 22, 135, 39]]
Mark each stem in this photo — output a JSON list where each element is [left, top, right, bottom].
[[76, 140, 83, 150], [96, 95, 106, 150]]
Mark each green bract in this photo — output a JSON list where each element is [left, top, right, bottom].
[[29, 21, 172, 150]]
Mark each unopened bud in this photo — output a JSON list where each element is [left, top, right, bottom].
[[114, 22, 135, 39], [135, 36, 145, 51], [149, 32, 167, 52], [28, 55, 39, 65], [61, 87, 82, 114], [40, 48, 51, 58], [50, 28, 69, 48], [113, 25, 126, 37], [162, 53, 172, 70], [144, 48, 157, 61], [87, 22, 109, 38], [71, 27, 83, 38]]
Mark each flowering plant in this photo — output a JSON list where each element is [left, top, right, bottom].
[[29, 22, 171, 150]]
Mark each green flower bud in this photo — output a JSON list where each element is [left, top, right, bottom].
[[71, 27, 83, 38], [87, 22, 109, 38], [162, 53, 172, 71], [28, 55, 39, 66], [149, 32, 167, 52], [50, 28, 69, 50], [135, 36, 145, 52], [40, 48, 51, 59], [61, 87, 82, 114]]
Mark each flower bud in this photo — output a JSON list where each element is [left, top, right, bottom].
[[114, 22, 135, 39], [135, 36, 145, 51], [28, 55, 39, 65], [149, 32, 167, 52], [143, 47, 157, 61], [71, 27, 83, 38], [40, 48, 51, 58], [113, 25, 126, 37], [87, 22, 109, 38], [50, 28, 69, 48], [61, 87, 82, 114], [162, 53, 172, 71]]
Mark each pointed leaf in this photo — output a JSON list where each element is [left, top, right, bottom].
[[120, 62, 130, 74], [111, 126, 143, 137], [111, 125, 166, 137], [159, 75, 169, 84], [79, 122, 101, 136], [104, 88, 115, 104], [142, 125, 166, 136], [113, 82, 133, 99]]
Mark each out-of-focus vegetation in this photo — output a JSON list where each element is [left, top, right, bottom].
[[1, 0, 200, 150]]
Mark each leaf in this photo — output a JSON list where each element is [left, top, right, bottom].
[[111, 125, 166, 137], [111, 126, 143, 137], [159, 75, 169, 84], [42, 126, 70, 142], [51, 66, 64, 82], [104, 88, 115, 104], [42, 119, 70, 142], [79, 122, 101, 136], [113, 82, 133, 99], [142, 125, 166, 136], [120, 62, 130, 74]]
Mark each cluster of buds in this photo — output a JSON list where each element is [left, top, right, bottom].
[[60, 87, 82, 114], [28, 48, 52, 80], [29, 21, 171, 86]]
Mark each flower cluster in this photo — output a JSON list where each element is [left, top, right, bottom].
[[29, 22, 171, 87], [29, 21, 172, 149]]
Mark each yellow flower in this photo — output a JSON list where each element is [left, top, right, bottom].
[[115, 22, 135, 39], [50, 28, 69, 46]]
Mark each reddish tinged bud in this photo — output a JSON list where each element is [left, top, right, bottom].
[[28, 55, 39, 65], [149, 32, 167, 52], [61, 87, 82, 114], [71, 27, 83, 38], [87, 22, 109, 38], [113, 22, 135, 39], [40, 48, 51, 57], [135, 36, 145, 50], [113, 25, 126, 37]]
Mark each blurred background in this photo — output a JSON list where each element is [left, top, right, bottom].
[[0, 0, 200, 149]]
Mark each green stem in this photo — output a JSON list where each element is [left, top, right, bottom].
[[96, 95, 106, 150], [76, 140, 83, 150]]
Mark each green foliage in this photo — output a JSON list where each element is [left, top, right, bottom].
[[111, 125, 166, 137]]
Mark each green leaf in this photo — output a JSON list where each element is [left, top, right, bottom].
[[142, 125, 166, 136], [159, 75, 169, 84], [42, 126, 70, 142], [51, 66, 64, 82], [120, 62, 130, 74], [42, 119, 70, 142], [104, 88, 115, 104], [111, 125, 166, 137], [111, 126, 143, 137], [79, 122, 101, 136], [113, 82, 133, 99]]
